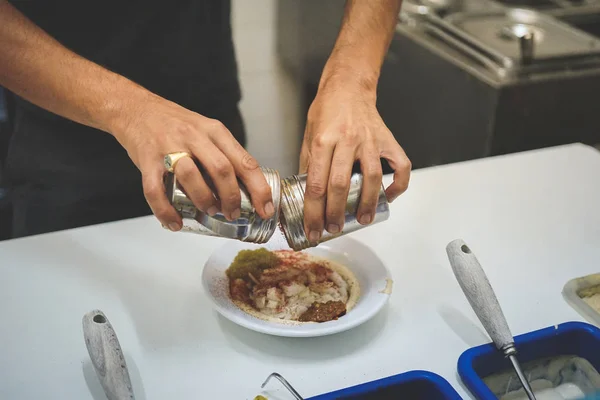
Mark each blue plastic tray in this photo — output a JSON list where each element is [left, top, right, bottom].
[[307, 370, 463, 399], [457, 321, 600, 399]]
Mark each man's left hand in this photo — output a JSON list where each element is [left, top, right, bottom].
[[299, 81, 411, 244]]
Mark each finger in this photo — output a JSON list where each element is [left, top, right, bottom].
[[380, 139, 412, 202], [356, 143, 383, 225], [211, 129, 274, 220], [303, 136, 335, 243], [173, 156, 219, 216], [189, 137, 241, 221], [325, 143, 355, 233], [142, 163, 182, 231]]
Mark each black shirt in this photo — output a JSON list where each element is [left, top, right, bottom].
[[5, 0, 242, 187], [9, 0, 241, 116]]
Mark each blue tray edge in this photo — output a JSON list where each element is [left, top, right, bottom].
[[457, 321, 600, 400], [307, 369, 463, 399]]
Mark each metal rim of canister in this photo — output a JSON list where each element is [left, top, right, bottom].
[[245, 167, 282, 244], [279, 174, 310, 251]]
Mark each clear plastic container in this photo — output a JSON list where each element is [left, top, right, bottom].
[[562, 273, 600, 327], [483, 355, 600, 399]]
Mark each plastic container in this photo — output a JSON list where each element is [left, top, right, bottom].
[[307, 370, 463, 400], [457, 321, 600, 399], [563, 273, 600, 327]]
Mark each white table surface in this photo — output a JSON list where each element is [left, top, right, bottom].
[[1, 143, 600, 400]]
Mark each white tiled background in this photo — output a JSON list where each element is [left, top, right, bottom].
[[232, 0, 305, 178]]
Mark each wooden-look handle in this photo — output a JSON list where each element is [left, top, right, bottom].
[[446, 239, 514, 350], [82, 310, 135, 400]]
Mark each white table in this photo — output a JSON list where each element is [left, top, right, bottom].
[[1, 143, 600, 400]]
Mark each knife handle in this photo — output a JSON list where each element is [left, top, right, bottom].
[[446, 239, 514, 351], [82, 310, 135, 400]]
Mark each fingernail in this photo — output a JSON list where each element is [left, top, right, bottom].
[[327, 224, 340, 234], [168, 222, 181, 232], [231, 208, 241, 220], [308, 230, 321, 242], [264, 201, 275, 217], [206, 206, 218, 216], [359, 214, 373, 225]]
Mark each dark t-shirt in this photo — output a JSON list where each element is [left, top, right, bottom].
[[5, 0, 242, 187]]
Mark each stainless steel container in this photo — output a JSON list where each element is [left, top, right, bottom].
[[278, 173, 390, 251], [164, 169, 390, 250], [164, 167, 281, 244]]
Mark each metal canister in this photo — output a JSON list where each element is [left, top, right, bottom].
[[164, 167, 281, 244], [278, 172, 390, 251]]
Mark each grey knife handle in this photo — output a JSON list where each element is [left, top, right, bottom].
[[446, 239, 514, 350], [83, 310, 135, 400]]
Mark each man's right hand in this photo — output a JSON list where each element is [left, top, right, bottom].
[[110, 94, 275, 232], [0, 0, 274, 232]]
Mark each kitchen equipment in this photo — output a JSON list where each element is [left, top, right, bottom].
[[428, 8, 600, 76], [279, 172, 390, 251], [457, 321, 600, 399], [164, 167, 281, 244], [166, 169, 390, 251], [401, 0, 465, 18], [82, 310, 135, 400], [446, 239, 536, 400], [260, 370, 463, 399], [276, 0, 600, 170]]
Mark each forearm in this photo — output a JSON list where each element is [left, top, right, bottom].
[[319, 0, 402, 94], [0, 0, 152, 136]]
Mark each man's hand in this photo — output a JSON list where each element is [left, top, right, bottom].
[[300, 0, 410, 243], [0, 0, 274, 232], [111, 94, 275, 232], [300, 79, 410, 242]]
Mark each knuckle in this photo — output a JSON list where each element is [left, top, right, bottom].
[[343, 132, 359, 146], [330, 174, 349, 192], [143, 180, 162, 203], [223, 191, 241, 208], [313, 134, 334, 149], [241, 153, 260, 171], [306, 220, 323, 232], [360, 197, 378, 210], [207, 118, 227, 134], [326, 209, 342, 221], [176, 122, 196, 137], [154, 206, 172, 222], [305, 181, 327, 199], [398, 155, 412, 172], [364, 164, 383, 181], [211, 159, 234, 179], [197, 194, 216, 210], [255, 183, 272, 200]]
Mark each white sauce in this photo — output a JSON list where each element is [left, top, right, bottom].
[[500, 381, 585, 400]]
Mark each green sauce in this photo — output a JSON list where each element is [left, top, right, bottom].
[[225, 248, 280, 282]]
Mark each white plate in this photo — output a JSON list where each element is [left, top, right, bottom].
[[201, 234, 393, 337]]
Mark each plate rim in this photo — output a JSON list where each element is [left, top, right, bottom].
[[201, 236, 393, 337]]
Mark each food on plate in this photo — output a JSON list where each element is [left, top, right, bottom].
[[298, 300, 347, 322], [225, 248, 280, 282], [226, 248, 360, 323]]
